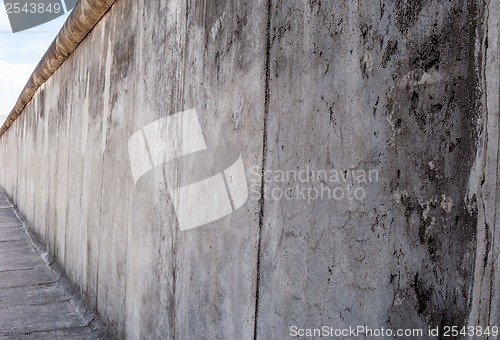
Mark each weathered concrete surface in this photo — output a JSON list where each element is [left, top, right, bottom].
[[256, 0, 487, 337], [1, 0, 266, 338], [468, 0, 500, 327], [0, 191, 106, 339], [0, 0, 118, 136], [0, 0, 499, 339]]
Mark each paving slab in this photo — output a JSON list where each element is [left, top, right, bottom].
[[0, 327, 99, 340], [0, 255, 46, 272], [0, 283, 70, 307], [0, 228, 29, 242], [0, 240, 39, 256], [0, 267, 57, 289], [0, 302, 87, 334], [0, 192, 105, 339]]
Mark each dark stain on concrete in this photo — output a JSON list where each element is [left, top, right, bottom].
[[112, 32, 136, 81], [382, 38, 398, 68], [414, 35, 441, 71], [396, 0, 428, 33], [385, 0, 483, 329]]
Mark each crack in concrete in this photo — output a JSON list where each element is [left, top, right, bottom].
[[253, 1, 273, 339]]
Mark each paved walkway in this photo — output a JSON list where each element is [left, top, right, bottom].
[[0, 192, 105, 339]]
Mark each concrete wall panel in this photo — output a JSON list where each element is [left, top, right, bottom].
[[0, 0, 498, 339]]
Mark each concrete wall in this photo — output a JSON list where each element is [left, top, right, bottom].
[[0, 0, 498, 338]]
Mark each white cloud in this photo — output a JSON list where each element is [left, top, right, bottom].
[[0, 109, 8, 126], [0, 59, 34, 110]]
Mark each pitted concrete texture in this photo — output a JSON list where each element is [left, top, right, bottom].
[[0, 0, 499, 339], [0, 192, 103, 339]]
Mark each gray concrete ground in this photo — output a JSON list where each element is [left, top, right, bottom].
[[0, 191, 105, 339]]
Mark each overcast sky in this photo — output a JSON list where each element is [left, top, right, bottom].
[[0, 0, 70, 124]]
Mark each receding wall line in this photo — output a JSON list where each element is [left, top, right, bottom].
[[0, 0, 119, 138]]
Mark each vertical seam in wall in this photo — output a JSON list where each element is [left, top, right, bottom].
[[488, 0, 500, 321], [96, 85, 113, 317], [481, 0, 491, 324], [468, 0, 490, 327], [221, 172, 236, 210], [253, 0, 272, 338], [63, 111, 72, 281], [95, 135, 106, 315], [140, 129, 155, 167], [172, 1, 191, 338], [483, 0, 494, 325]]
